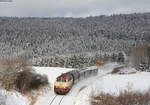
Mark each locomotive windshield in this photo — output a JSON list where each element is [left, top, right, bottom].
[[56, 78, 67, 82]]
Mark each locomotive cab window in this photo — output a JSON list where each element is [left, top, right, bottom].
[[56, 78, 66, 82]]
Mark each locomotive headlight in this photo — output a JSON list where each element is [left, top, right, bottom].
[[61, 86, 66, 88], [60, 85, 67, 88]]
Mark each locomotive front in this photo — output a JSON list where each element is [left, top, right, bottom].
[[54, 74, 73, 95]]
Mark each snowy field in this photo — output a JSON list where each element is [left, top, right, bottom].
[[75, 72, 150, 105], [1, 63, 150, 105]]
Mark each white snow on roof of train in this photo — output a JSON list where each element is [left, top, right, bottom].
[[77, 66, 98, 72]]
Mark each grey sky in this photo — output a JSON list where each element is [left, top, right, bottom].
[[0, 0, 150, 17]]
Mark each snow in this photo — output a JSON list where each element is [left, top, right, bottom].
[[33, 67, 76, 105], [75, 72, 150, 105], [0, 67, 73, 105], [0, 89, 28, 105], [1, 62, 150, 105], [34, 62, 119, 105], [118, 66, 137, 74], [33, 67, 74, 89], [74, 62, 120, 105], [102, 72, 150, 94]]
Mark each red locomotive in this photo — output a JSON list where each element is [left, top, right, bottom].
[[54, 67, 98, 95]]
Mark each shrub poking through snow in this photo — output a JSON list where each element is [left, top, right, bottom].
[[111, 66, 124, 74], [91, 90, 150, 105], [0, 57, 48, 93], [16, 70, 48, 93], [0, 57, 31, 90], [111, 68, 120, 74]]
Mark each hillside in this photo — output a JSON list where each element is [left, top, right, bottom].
[[0, 13, 150, 60]]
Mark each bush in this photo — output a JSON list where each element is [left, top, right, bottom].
[[15, 70, 48, 93], [0, 57, 31, 90], [91, 90, 150, 105], [0, 57, 48, 93], [111, 66, 124, 74], [111, 68, 120, 74]]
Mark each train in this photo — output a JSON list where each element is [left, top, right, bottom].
[[54, 67, 98, 95]]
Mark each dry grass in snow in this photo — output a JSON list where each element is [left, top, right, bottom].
[[91, 90, 150, 105]]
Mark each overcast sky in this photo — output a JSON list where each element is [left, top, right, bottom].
[[0, 0, 150, 17]]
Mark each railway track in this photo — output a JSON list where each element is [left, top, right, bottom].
[[49, 95, 65, 105], [49, 65, 119, 105]]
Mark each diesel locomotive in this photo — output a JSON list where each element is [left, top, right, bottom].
[[54, 67, 98, 95]]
